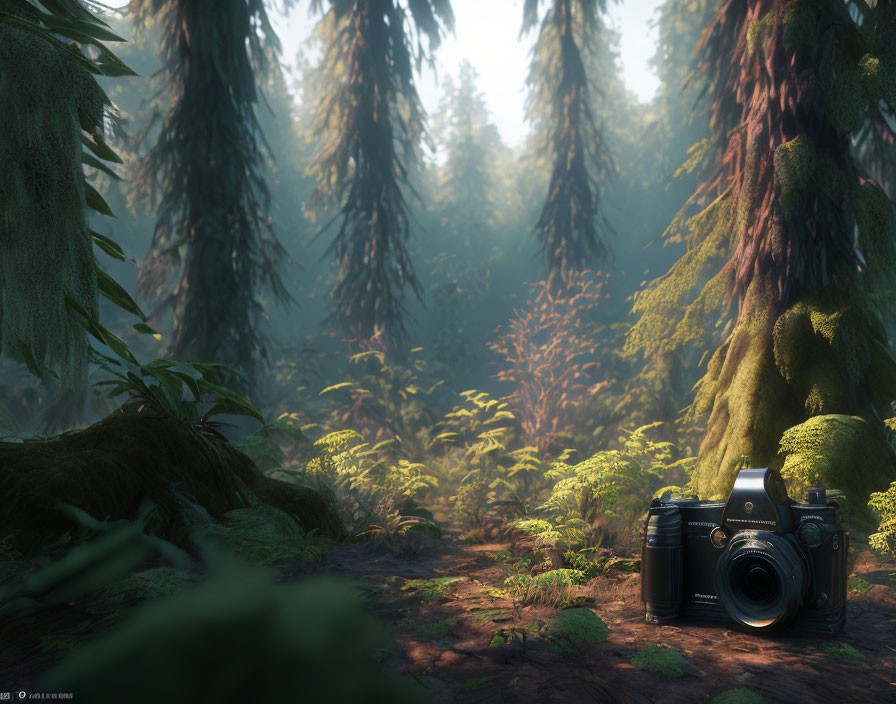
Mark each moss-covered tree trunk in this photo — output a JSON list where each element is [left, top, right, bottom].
[[0, 411, 342, 555], [694, 279, 896, 501]]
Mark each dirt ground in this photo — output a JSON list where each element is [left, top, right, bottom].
[[320, 541, 896, 704], [2, 537, 894, 703]]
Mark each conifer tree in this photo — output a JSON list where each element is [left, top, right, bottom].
[[627, 0, 896, 497], [522, 0, 615, 290], [310, 0, 453, 353], [435, 60, 499, 250], [132, 0, 289, 383]]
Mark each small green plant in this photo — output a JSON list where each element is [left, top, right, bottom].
[[401, 577, 463, 601], [503, 568, 587, 607], [317, 348, 443, 459]]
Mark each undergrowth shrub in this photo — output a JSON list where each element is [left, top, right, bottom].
[[316, 347, 445, 459], [430, 389, 564, 538], [512, 423, 692, 567], [489, 271, 609, 455], [283, 429, 440, 542], [869, 481, 896, 556]]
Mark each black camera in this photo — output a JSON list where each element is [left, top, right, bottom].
[[640, 467, 848, 633]]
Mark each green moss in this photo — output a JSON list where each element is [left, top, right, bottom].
[[695, 283, 802, 499], [817, 640, 865, 660], [819, 40, 865, 135], [773, 299, 896, 419], [774, 135, 816, 215], [545, 608, 608, 653], [779, 415, 896, 530], [629, 645, 690, 678], [711, 689, 768, 704], [878, 26, 896, 108], [782, 1, 816, 48], [747, 8, 779, 57], [413, 618, 456, 640], [0, 412, 342, 556]]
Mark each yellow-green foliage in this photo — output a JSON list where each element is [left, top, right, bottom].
[[0, 24, 102, 388], [773, 300, 896, 416], [432, 389, 554, 530], [503, 569, 587, 607], [625, 195, 733, 359], [859, 54, 881, 102], [295, 429, 438, 536], [868, 481, 896, 556], [539, 423, 692, 549], [779, 414, 896, 530], [746, 7, 778, 58]]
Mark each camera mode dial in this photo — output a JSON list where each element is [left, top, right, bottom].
[[797, 521, 826, 548], [709, 526, 728, 548]]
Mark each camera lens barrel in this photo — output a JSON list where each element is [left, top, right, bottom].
[[642, 505, 683, 623], [715, 531, 807, 631]]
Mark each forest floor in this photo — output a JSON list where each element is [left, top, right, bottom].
[[320, 538, 896, 704], [3, 534, 896, 703]]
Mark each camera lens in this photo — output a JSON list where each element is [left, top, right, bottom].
[[731, 557, 780, 606], [715, 531, 807, 631]]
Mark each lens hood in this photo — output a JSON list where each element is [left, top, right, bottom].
[[715, 530, 807, 631]]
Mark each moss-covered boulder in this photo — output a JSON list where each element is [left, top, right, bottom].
[[779, 414, 896, 531], [0, 411, 343, 555]]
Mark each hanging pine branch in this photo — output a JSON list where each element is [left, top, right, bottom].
[[522, 0, 615, 291], [132, 0, 290, 383], [0, 0, 137, 394], [310, 0, 453, 352]]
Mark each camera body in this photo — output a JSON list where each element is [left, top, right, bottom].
[[641, 467, 847, 633]]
